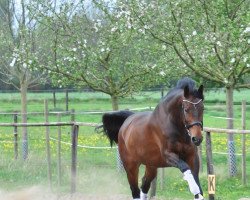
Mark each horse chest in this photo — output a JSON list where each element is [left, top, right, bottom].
[[169, 141, 195, 157]]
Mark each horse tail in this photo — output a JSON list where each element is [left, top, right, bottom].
[[102, 110, 134, 147]]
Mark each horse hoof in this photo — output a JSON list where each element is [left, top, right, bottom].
[[140, 191, 147, 200], [194, 194, 204, 200]]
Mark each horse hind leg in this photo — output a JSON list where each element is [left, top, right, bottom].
[[124, 162, 140, 200], [140, 166, 157, 200]]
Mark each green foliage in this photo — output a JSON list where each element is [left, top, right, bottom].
[[128, 0, 250, 88], [32, 0, 174, 99]]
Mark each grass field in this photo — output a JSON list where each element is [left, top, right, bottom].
[[0, 89, 250, 200]]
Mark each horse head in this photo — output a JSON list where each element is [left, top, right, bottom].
[[182, 85, 204, 146]]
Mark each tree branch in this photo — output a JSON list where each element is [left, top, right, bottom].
[[171, 9, 195, 63], [198, 0, 212, 26], [172, 44, 224, 84], [131, 4, 172, 46], [235, 83, 250, 89], [212, 25, 224, 66], [230, 0, 247, 20], [229, 46, 250, 78]]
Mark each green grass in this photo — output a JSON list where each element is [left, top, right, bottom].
[[0, 89, 250, 199]]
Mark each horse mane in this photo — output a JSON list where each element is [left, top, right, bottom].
[[166, 77, 203, 100]]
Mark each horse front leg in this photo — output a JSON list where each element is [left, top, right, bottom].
[[186, 152, 204, 198], [167, 153, 204, 200]]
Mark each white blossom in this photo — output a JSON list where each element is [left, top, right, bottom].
[[94, 25, 98, 32], [243, 27, 250, 33], [160, 71, 165, 76], [230, 58, 235, 63], [138, 29, 145, 34], [10, 58, 16, 67], [216, 41, 222, 47], [111, 27, 118, 32], [127, 22, 132, 29], [152, 64, 156, 69], [192, 30, 197, 36], [144, 25, 149, 30]]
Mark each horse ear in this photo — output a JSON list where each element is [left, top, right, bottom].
[[198, 85, 204, 100], [184, 85, 189, 98]]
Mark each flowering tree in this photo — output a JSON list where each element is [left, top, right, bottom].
[[0, 0, 46, 159], [128, 0, 250, 176], [34, 0, 179, 110]]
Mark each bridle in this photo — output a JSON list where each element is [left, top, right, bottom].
[[182, 99, 203, 136]]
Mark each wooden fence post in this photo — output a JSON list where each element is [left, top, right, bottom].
[[71, 124, 79, 194], [57, 113, 62, 188], [13, 112, 18, 159], [71, 109, 75, 135], [150, 176, 157, 198], [241, 100, 246, 185], [198, 144, 203, 173], [44, 100, 52, 189], [53, 91, 56, 108], [206, 131, 215, 200], [66, 90, 69, 112], [160, 168, 165, 190]]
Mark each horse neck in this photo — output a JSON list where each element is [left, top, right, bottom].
[[154, 94, 186, 132], [166, 96, 184, 126]]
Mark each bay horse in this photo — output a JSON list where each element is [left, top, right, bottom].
[[102, 78, 204, 200]]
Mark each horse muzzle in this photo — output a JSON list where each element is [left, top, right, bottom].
[[186, 121, 203, 146]]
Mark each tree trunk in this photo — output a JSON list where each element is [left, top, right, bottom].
[[111, 95, 119, 111], [20, 82, 28, 160], [110, 94, 124, 172], [226, 86, 237, 176]]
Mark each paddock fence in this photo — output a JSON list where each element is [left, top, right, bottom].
[[0, 100, 249, 199]]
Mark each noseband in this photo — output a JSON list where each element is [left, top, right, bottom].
[[182, 99, 203, 136]]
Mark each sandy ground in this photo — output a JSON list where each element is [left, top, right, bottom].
[[0, 187, 249, 200], [0, 187, 130, 200]]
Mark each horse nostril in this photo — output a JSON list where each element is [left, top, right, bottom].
[[192, 137, 197, 143], [192, 137, 202, 146]]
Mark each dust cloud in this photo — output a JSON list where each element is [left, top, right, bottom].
[[0, 186, 131, 200]]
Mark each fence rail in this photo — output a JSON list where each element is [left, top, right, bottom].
[[0, 122, 100, 127], [204, 127, 250, 134]]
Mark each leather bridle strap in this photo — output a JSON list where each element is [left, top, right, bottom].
[[185, 121, 203, 130], [182, 99, 202, 106]]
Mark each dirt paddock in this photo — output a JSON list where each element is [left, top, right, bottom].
[[0, 187, 132, 200], [1, 187, 249, 200]]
